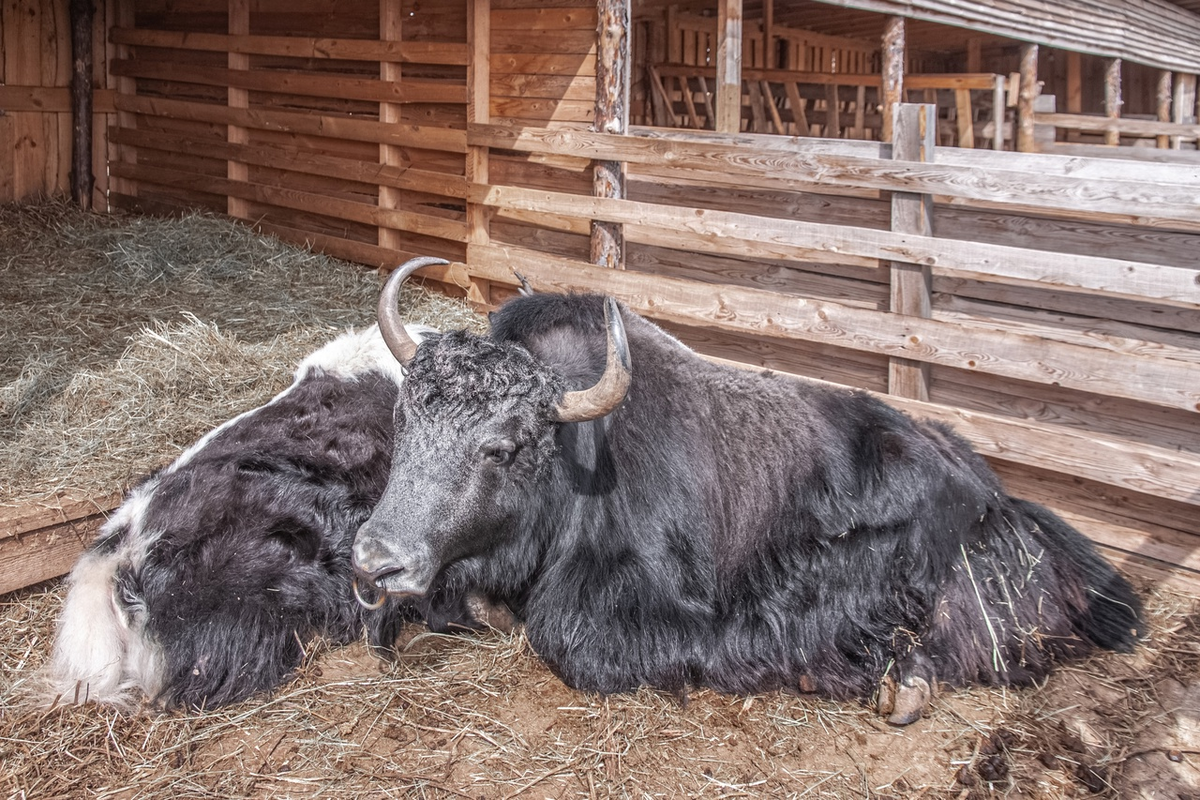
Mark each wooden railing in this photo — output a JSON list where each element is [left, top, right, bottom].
[[649, 64, 1008, 148]]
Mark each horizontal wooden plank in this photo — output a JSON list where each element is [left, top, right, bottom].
[[656, 65, 1000, 91], [0, 494, 120, 595], [111, 160, 469, 242], [464, 243, 1200, 413], [110, 59, 467, 105], [472, 124, 1200, 226], [116, 94, 468, 153], [470, 183, 1200, 310], [490, 73, 596, 101], [109, 126, 469, 198], [1036, 111, 1200, 139], [0, 86, 117, 113], [110, 27, 470, 65]]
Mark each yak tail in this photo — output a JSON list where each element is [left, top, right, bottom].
[[1014, 498, 1144, 653], [35, 549, 162, 709]]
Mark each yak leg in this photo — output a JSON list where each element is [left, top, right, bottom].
[[877, 647, 937, 726]]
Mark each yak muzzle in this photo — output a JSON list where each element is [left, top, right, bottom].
[[351, 529, 436, 600]]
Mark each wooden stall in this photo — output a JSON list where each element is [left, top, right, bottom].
[[2, 0, 1199, 596]]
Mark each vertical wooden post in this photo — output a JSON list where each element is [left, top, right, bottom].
[[1104, 57, 1122, 146], [1016, 43, 1038, 152], [762, 0, 774, 70], [888, 103, 935, 401], [880, 16, 904, 142], [1176, 73, 1198, 150], [715, 0, 742, 133], [69, 0, 94, 210], [466, 0, 493, 302], [1065, 51, 1082, 114], [379, 0, 405, 261], [1157, 70, 1173, 149], [110, 0, 136, 202], [966, 37, 981, 73], [592, 0, 629, 269], [227, 0, 250, 221]]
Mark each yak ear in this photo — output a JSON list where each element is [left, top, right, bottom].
[[266, 519, 321, 562]]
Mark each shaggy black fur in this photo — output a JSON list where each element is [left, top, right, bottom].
[[356, 293, 1144, 700], [94, 367, 476, 709]]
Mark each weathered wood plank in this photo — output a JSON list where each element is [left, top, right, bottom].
[[110, 28, 470, 64], [0, 494, 120, 595], [463, 241, 1200, 413], [469, 182, 1200, 310]]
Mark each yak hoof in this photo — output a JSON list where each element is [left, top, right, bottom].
[[885, 674, 933, 727], [466, 592, 517, 633]]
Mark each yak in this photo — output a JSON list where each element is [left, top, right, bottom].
[[43, 296, 499, 710], [352, 257, 1144, 725]]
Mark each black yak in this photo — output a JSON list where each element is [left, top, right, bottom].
[[353, 258, 1143, 724], [44, 308, 496, 709]]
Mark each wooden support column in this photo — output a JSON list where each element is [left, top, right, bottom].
[[715, 0, 742, 133], [966, 37, 982, 72], [1066, 51, 1082, 114], [1104, 57, 1122, 146], [1157, 71, 1173, 149], [379, 0, 405, 262], [227, 0, 250, 221], [1016, 43, 1039, 152], [762, 0, 774, 69], [69, 0, 94, 210], [592, 0, 629, 269], [1177, 73, 1198, 150], [880, 16, 904, 142], [110, 0, 136, 201], [887, 103, 935, 401], [465, 0, 493, 302]]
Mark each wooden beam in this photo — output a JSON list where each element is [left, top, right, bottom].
[[227, 0, 250, 222], [715, 0, 742, 133], [1017, 43, 1038, 152], [593, 0, 628, 269], [1104, 57, 1122, 146], [880, 16, 904, 143], [69, 0, 94, 210], [0, 494, 121, 595], [111, 0, 136, 201], [887, 104, 934, 401], [379, 0, 405, 262], [1157, 70, 1173, 150], [1066, 51, 1082, 115], [966, 37, 982, 73], [465, 0, 493, 306]]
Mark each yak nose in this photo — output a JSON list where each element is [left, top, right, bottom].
[[351, 525, 436, 597], [351, 531, 399, 578]]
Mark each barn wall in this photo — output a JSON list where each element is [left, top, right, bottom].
[[0, 0, 112, 206]]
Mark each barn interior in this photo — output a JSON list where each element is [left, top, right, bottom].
[[1, 0, 1199, 796]]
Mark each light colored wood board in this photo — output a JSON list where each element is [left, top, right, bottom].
[[491, 73, 596, 101], [933, 296, 1200, 365], [0, 493, 122, 541], [110, 161, 469, 243], [115, 94, 468, 153], [0, 513, 106, 595], [1037, 111, 1200, 140], [626, 243, 887, 309], [490, 217, 590, 258], [110, 126, 469, 198], [934, 275, 1200, 336], [110, 59, 468, 104], [465, 241, 1200, 414], [489, 154, 592, 194], [929, 365, 1200, 457], [1096, 545, 1200, 598], [493, 205, 591, 236], [0, 115, 12, 202], [490, 7, 597, 31], [471, 182, 1200, 310], [656, 320, 890, 393], [12, 113, 46, 201], [490, 53, 597, 76], [491, 29, 596, 55], [490, 97, 595, 123], [110, 28, 470, 65]]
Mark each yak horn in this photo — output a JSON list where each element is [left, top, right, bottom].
[[378, 256, 450, 365], [554, 297, 632, 423]]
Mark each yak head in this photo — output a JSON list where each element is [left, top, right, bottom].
[[351, 258, 630, 602]]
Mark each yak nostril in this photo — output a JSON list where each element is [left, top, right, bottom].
[[352, 563, 406, 611]]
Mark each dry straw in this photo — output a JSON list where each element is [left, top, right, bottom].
[[1, 198, 1196, 798]]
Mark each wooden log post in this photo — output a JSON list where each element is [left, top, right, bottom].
[[592, 0, 629, 269], [1016, 43, 1039, 152], [1065, 51, 1082, 115], [1104, 57, 1122, 146], [1157, 71, 1173, 149], [466, 0, 493, 302], [880, 16, 904, 143], [715, 0, 742, 134], [1177, 73, 1198, 150], [762, 0, 774, 70], [887, 103, 935, 401], [69, 0, 94, 210], [227, 0, 250, 221]]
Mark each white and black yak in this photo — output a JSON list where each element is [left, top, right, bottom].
[[44, 300, 491, 710], [352, 257, 1144, 725]]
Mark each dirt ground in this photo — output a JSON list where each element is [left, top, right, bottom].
[[1, 579, 1199, 799], [2, 199, 1198, 799]]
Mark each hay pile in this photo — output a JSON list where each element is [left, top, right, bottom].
[[0, 197, 481, 505], [2, 198, 1199, 798]]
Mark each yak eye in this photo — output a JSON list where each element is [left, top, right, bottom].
[[484, 440, 517, 466]]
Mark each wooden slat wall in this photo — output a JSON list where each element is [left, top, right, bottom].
[[107, 0, 472, 274], [0, 0, 112, 207]]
